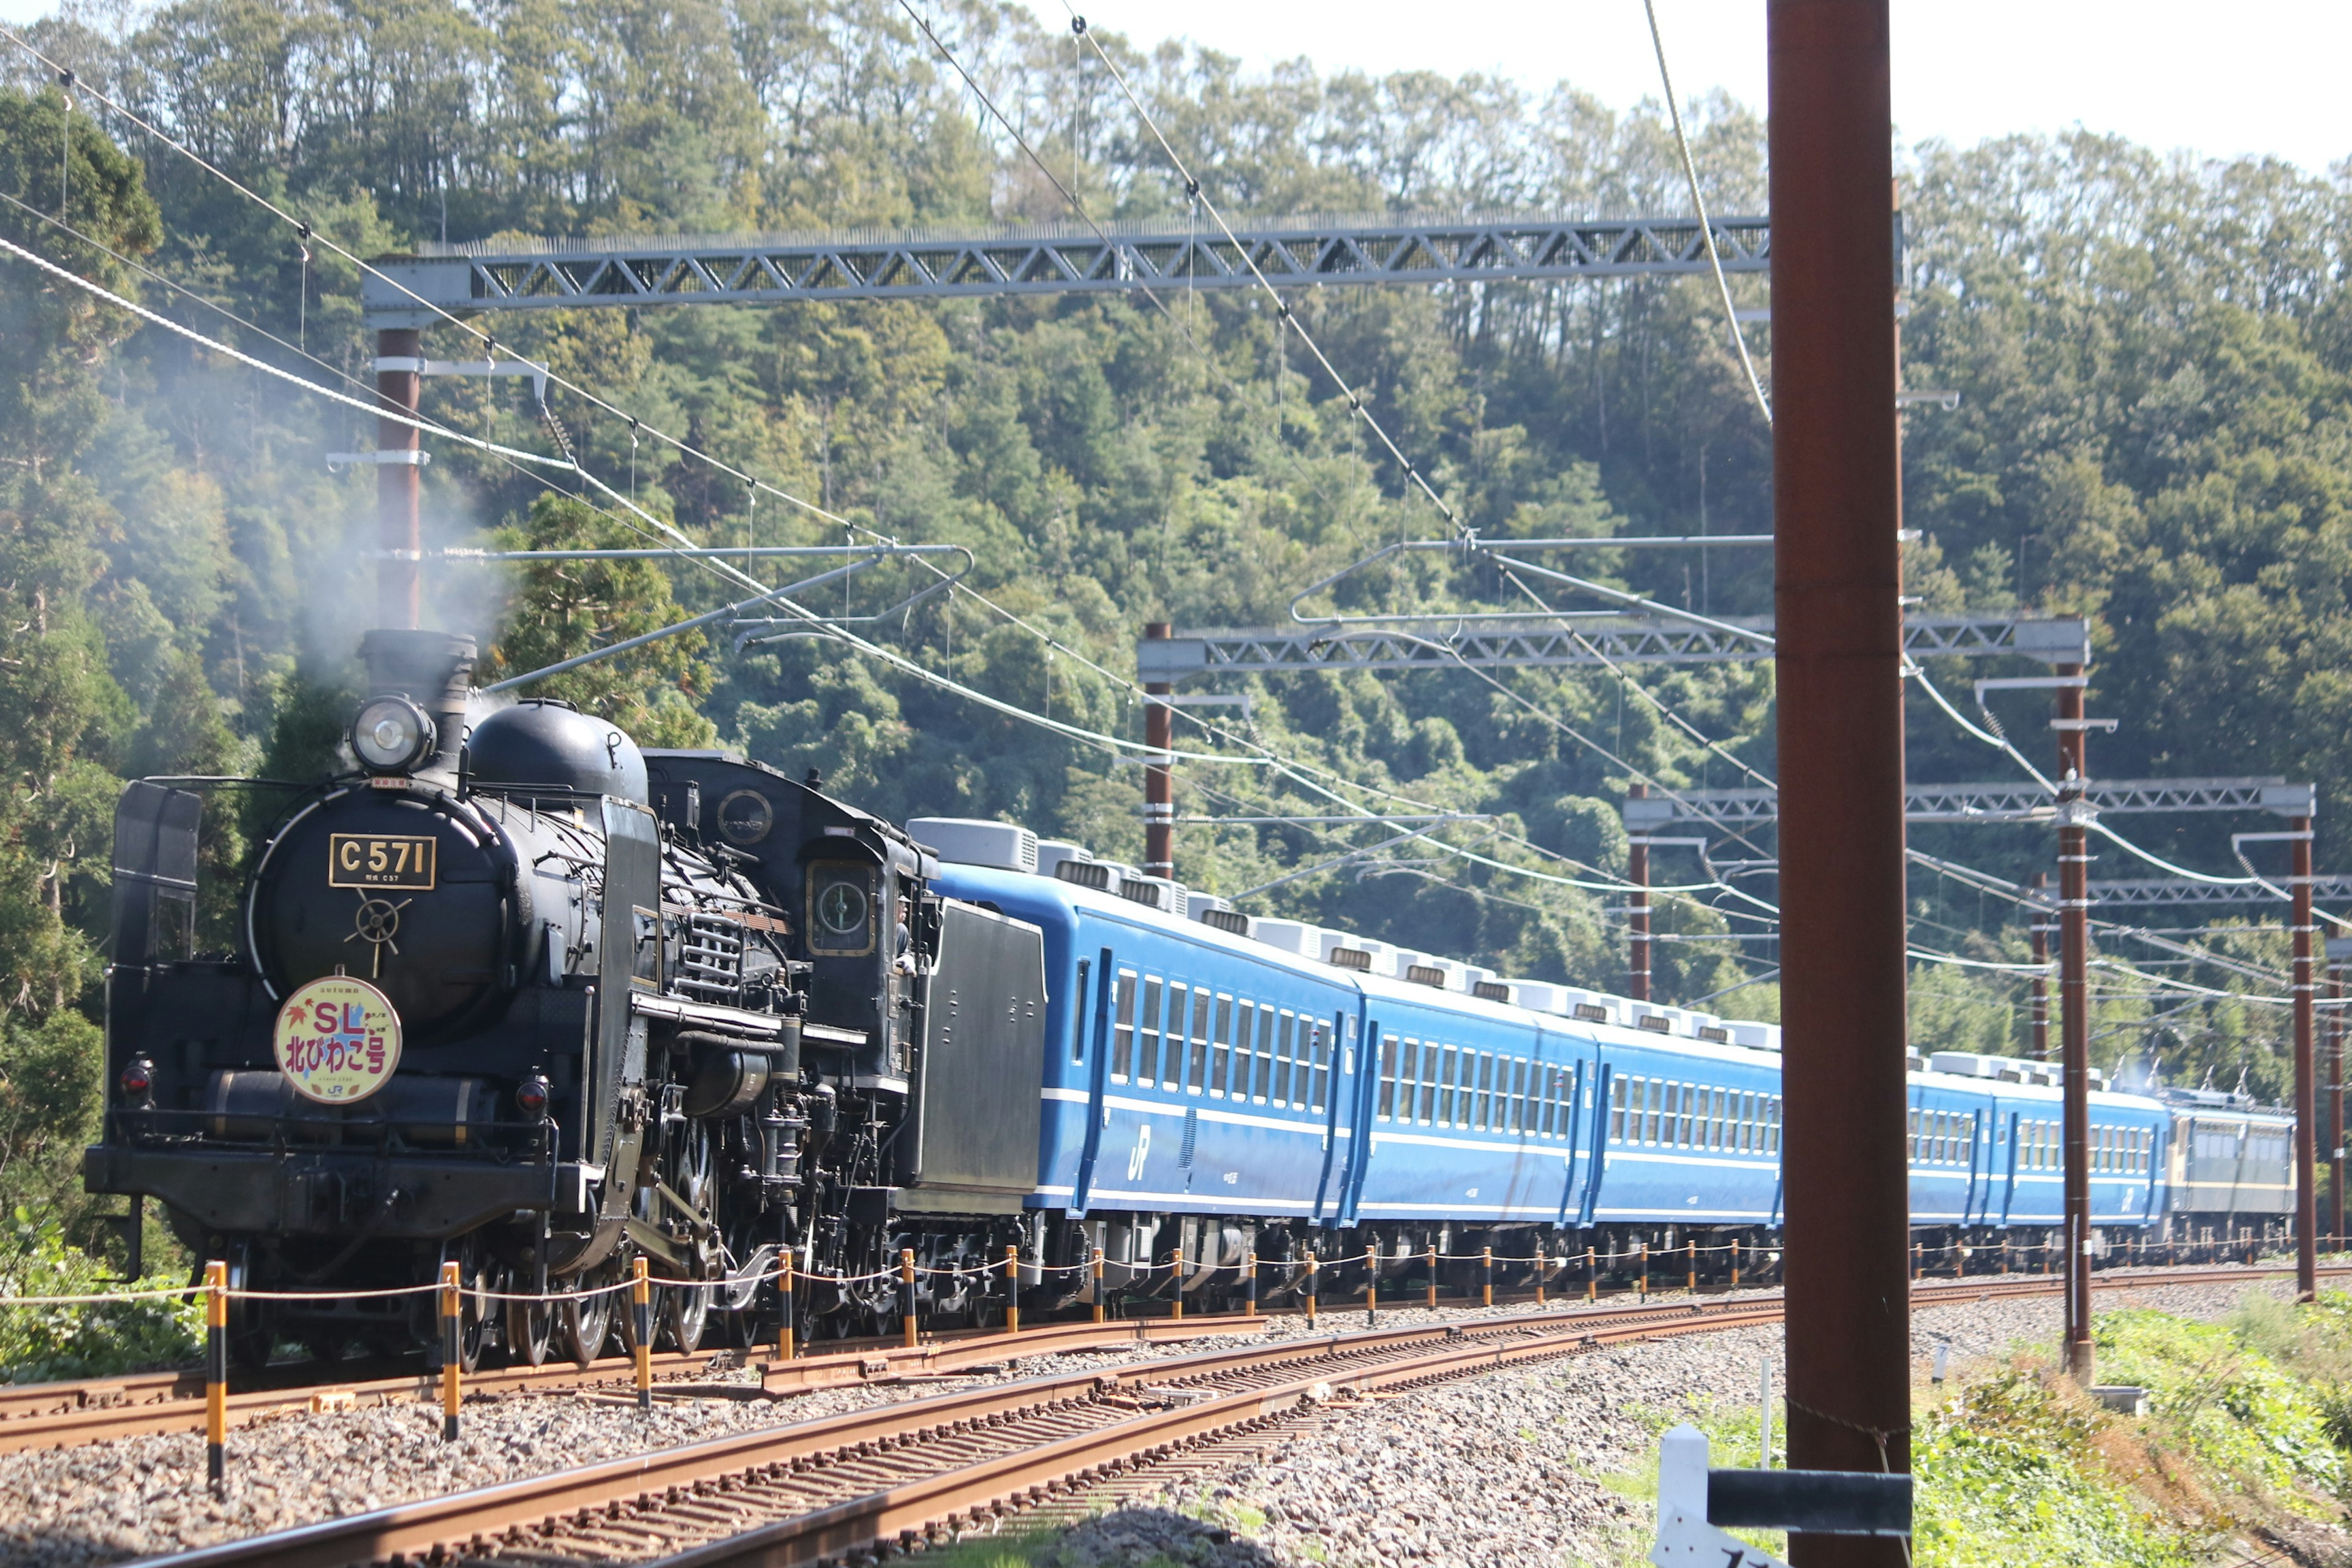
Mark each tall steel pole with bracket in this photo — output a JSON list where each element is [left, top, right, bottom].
[[1769, 3, 1912, 1562]]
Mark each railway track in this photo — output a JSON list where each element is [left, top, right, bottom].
[[0, 1313, 1259, 1455], [116, 1262, 2315, 1568], [1, 1259, 2332, 1458]]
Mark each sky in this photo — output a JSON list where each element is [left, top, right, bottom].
[[0, 0, 2342, 175], [1022, 0, 2352, 176]]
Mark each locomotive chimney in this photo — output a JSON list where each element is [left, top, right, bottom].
[[358, 629, 477, 778]]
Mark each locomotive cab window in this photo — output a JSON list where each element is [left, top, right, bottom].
[[805, 863, 877, 956]]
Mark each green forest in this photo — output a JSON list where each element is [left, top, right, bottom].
[[0, 0, 2346, 1248]]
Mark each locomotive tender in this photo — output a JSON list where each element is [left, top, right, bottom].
[[83, 629, 2294, 1365]]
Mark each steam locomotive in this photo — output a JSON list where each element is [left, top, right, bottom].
[[86, 630, 1041, 1366]]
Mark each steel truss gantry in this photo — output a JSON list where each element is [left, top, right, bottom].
[[362, 213, 1773, 325], [1624, 777, 2315, 829], [2081, 878, 2352, 909], [1135, 613, 2089, 679]]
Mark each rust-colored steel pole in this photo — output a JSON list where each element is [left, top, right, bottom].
[[2055, 665, 2092, 1382], [2294, 818, 2317, 1300], [1769, 4, 1912, 1558], [1627, 783, 1651, 1001], [376, 326, 423, 629], [2329, 954, 2344, 1251], [2028, 872, 2051, 1062], [1143, 622, 1174, 879]]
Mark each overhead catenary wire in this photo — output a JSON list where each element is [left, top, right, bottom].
[[1057, 2, 1470, 541], [2, 19, 1806, 945], [2, 202, 1703, 922], [11, 27, 1804, 975], [28, 17, 2288, 982], [0, 222, 1326, 781], [1642, 0, 1771, 425], [1915, 646, 2349, 930]]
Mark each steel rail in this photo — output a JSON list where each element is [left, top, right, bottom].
[[0, 1313, 1256, 1455], [4, 1258, 2327, 1455], [120, 1263, 2322, 1568]]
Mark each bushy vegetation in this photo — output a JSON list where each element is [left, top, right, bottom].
[[1910, 1296, 2352, 1567], [0, 0, 2340, 1283], [0, 1212, 198, 1382]]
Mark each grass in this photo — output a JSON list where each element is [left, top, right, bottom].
[[1591, 1292, 2352, 1568]]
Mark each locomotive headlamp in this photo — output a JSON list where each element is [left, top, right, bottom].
[[352, 696, 435, 774], [118, 1056, 154, 1104]]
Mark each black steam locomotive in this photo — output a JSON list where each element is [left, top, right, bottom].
[[86, 630, 1047, 1366]]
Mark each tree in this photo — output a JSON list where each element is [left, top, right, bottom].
[[476, 492, 720, 748]]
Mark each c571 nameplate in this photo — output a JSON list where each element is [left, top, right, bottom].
[[328, 833, 437, 890]]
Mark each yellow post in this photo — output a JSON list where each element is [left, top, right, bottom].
[[1731, 1238, 1742, 1287], [900, 1248, 918, 1348], [777, 1251, 795, 1361], [440, 1260, 462, 1440], [1365, 1243, 1378, 1325], [1427, 1243, 1439, 1310], [1586, 1245, 1597, 1303], [631, 1256, 652, 1411], [204, 1259, 228, 1496], [1091, 1245, 1106, 1323], [1481, 1246, 1493, 1306], [1686, 1239, 1697, 1294], [2000, 1235, 2009, 1276], [1170, 1245, 1184, 1321], [1535, 1245, 1546, 1305], [1244, 1250, 1257, 1317], [1305, 1252, 1319, 1326], [1004, 1244, 1020, 1334], [1638, 1242, 1649, 1300]]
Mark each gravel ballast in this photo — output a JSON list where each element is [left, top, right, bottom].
[[1022, 1275, 2296, 1568], [0, 1276, 2292, 1567]]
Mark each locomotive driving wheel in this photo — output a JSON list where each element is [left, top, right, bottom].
[[502, 1265, 551, 1368], [557, 1260, 619, 1367], [658, 1119, 717, 1354]]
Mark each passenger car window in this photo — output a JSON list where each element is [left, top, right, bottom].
[[1112, 972, 1137, 1082]]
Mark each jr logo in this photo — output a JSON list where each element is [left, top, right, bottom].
[[1126, 1123, 1152, 1182]]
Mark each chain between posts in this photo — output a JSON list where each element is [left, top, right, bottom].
[[66, 1227, 2305, 1503]]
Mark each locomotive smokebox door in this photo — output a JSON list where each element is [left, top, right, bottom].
[[898, 902, 1046, 1212]]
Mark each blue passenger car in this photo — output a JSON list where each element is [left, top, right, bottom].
[[922, 850, 2269, 1305]]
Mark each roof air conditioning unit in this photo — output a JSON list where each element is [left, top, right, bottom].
[[1036, 839, 1093, 881], [1250, 919, 1317, 956], [907, 818, 1038, 873], [1054, 860, 1112, 891], [1328, 947, 1373, 971], [1200, 908, 1251, 937], [1472, 981, 1512, 1003]]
